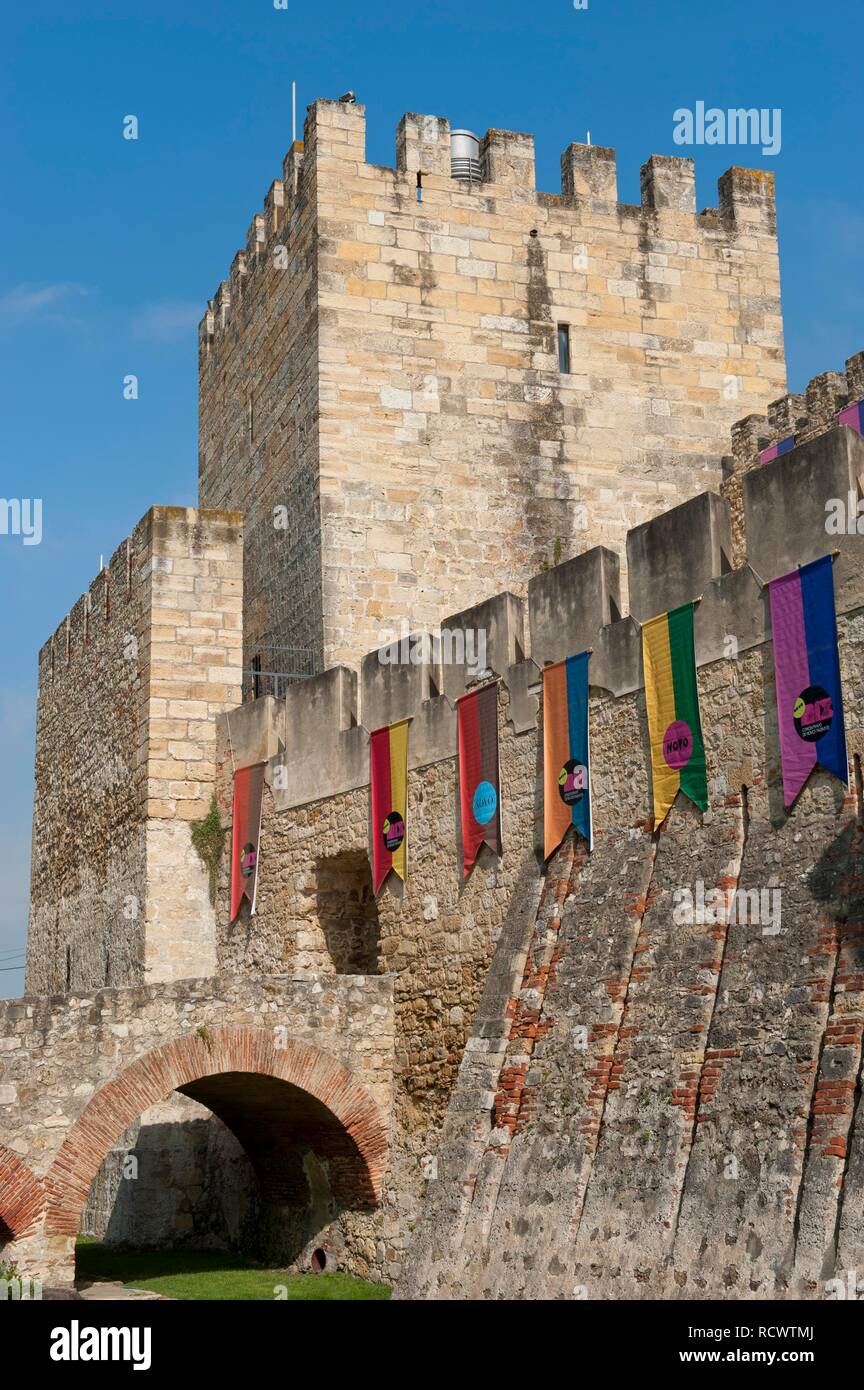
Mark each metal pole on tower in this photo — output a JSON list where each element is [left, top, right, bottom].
[[292, 81, 297, 144]]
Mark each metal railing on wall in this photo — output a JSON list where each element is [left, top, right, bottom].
[[243, 646, 316, 702]]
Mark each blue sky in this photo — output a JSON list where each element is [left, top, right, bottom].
[[0, 0, 860, 996]]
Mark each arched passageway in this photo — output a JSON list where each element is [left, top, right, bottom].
[[42, 1026, 388, 1274]]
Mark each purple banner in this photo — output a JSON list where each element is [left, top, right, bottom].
[[769, 556, 848, 809]]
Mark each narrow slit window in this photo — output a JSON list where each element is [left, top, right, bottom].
[[557, 323, 571, 374], [251, 653, 262, 700]]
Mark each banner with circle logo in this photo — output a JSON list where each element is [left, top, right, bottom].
[[642, 601, 708, 826], [768, 554, 848, 809], [457, 682, 502, 877], [230, 761, 266, 922], [543, 652, 593, 859], [370, 719, 409, 893]]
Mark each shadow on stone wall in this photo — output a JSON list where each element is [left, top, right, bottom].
[[316, 851, 381, 974], [80, 1090, 367, 1273]]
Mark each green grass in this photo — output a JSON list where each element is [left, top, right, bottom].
[[75, 1238, 391, 1301]]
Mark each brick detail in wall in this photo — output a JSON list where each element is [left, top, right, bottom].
[[492, 834, 582, 1148], [0, 1145, 45, 1239], [43, 1026, 388, 1236]]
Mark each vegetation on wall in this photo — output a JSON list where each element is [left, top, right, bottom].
[[191, 795, 227, 906]]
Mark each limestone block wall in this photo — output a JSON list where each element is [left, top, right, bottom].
[[209, 422, 864, 1296], [26, 506, 243, 993], [198, 97, 786, 677], [27, 533, 147, 994], [198, 140, 322, 680], [142, 508, 243, 982]]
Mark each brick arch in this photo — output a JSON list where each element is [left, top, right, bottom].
[[44, 1026, 388, 1237], [0, 1145, 44, 1241]]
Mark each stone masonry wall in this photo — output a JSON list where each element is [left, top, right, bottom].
[[202, 423, 864, 1297], [214, 680, 541, 1284], [198, 98, 786, 676], [198, 140, 323, 682], [722, 349, 864, 563], [393, 430, 864, 1299], [26, 506, 244, 993], [0, 975, 393, 1283], [27, 525, 149, 994]]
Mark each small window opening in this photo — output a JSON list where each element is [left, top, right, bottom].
[[416, 171, 423, 204], [251, 654, 262, 700], [557, 323, 571, 374]]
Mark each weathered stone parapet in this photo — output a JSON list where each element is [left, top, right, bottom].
[[717, 164, 777, 230], [625, 491, 732, 622], [724, 348, 864, 562], [640, 154, 696, 214], [396, 112, 451, 177], [560, 142, 617, 203]]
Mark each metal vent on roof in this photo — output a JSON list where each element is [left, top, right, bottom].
[[450, 129, 483, 182]]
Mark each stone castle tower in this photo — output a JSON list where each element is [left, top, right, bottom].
[[23, 98, 864, 1298], [198, 98, 785, 690]]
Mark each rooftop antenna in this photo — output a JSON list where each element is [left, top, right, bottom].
[[292, 81, 297, 144], [99, 554, 104, 571]]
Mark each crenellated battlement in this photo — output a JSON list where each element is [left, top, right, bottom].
[[198, 94, 786, 685], [730, 349, 864, 469], [723, 347, 864, 561], [36, 506, 243, 684], [219, 418, 864, 815], [198, 96, 778, 354], [17, 85, 864, 1305]]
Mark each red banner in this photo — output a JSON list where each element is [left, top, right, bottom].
[[457, 682, 502, 877], [230, 763, 265, 922]]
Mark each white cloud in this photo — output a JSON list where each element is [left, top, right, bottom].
[[132, 300, 201, 344], [0, 281, 88, 326]]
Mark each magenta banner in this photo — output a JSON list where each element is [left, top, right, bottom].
[[768, 555, 848, 809]]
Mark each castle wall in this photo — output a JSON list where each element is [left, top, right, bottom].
[[393, 429, 864, 1300], [198, 98, 786, 676], [315, 106, 785, 665], [27, 530, 149, 994], [203, 424, 864, 1295], [0, 976, 393, 1284], [723, 349, 864, 563], [26, 507, 243, 993], [214, 675, 541, 1284], [198, 141, 324, 681]]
